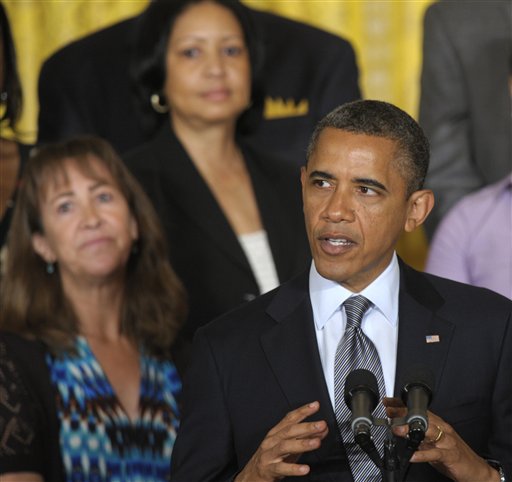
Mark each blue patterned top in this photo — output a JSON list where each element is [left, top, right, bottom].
[[46, 336, 180, 482]]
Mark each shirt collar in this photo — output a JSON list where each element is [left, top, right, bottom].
[[309, 252, 400, 330]]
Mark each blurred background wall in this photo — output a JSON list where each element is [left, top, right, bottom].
[[3, 0, 434, 267]]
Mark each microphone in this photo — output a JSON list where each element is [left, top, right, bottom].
[[344, 368, 379, 438], [344, 369, 382, 468], [397, 366, 435, 480], [400, 366, 434, 445]]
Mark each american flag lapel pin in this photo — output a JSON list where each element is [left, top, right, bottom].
[[426, 335, 440, 343]]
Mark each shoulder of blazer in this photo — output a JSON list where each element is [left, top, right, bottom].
[[124, 122, 187, 172], [249, 7, 354, 52], [199, 270, 310, 340], [398, 258, 512, 315], [41, 16, 138, 70], [425, 0, 511, 38]]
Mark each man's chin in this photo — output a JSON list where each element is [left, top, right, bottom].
[[314, 261, 349, 285]]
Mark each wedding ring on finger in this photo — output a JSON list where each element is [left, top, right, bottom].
[[431, 424, 444, 444]]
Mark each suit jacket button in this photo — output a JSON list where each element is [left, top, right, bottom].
[[243, 293, 256, 302]]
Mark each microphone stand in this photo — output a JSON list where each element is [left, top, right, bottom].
[[354, 417, 401, 482], [353, 417, 428, 481], [355, 418, 404, 482], [397, 421, 426, 482], [354, 427, 382, 470], [382, 431, 399, 482]]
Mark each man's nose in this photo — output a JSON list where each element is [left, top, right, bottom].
[[321, 188, 356, 223]]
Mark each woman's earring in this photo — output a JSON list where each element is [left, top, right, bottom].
[[46, 261, 55, 274], [150, 92, 169, 114]]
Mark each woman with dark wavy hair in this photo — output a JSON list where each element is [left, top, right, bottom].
[[125, 0, 309, 364], [0, 136, 186, 482], [0, 2, 31, 269]]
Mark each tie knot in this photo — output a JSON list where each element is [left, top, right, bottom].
[[344, 295, 372, 328]]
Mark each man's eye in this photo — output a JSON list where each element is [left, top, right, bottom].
[[313, 179, 331, 188], [359, 186, 377, 195]]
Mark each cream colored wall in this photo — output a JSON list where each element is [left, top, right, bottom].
[[3, 0, 434, 267], [245, 1, 432, 116]]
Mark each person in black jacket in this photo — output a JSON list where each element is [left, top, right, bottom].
[[170, 100, 511, 482], [124, 0, 310, 371], [37, 0, 360, 166]]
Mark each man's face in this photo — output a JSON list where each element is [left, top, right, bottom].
[[301, 128, 416, 292]]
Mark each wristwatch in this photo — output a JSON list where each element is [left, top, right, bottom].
[[487, 459, 506, 482]]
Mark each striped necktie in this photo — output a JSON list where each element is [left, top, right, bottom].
[[334, 295, 387, 481]]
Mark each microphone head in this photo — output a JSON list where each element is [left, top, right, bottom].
[[400, 365, 435, 405], [344, 368, 379, 410]]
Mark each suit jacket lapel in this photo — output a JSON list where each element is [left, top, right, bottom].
[[261, 274, 348, 476], [150, 124, 252, 274], [394, 262, 455, 398], [244, 149, 298, 283], [256, 262, 457, 480]]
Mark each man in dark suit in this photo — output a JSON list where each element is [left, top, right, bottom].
[[37, 1, 360, 166], [419, 0, 512, 237], [170, 100, 511, 481]]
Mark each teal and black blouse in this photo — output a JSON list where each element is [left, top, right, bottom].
[[0, 333, 181, 482]]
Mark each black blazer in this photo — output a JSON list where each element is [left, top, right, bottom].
[[37, 6, 360, 165], [124, 123, 310, 367], [171, 262, 512, 481]]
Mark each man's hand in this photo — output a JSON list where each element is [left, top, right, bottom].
[[235, 401, 328, 482], [383, 398, 500, 482]]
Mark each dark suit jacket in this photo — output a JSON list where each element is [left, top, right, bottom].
[[171, 262, 512, 481], [37, 17, 146, 154], [37, 6, 360, 165], [124, 122, 310, 368], [419, 0, 512, 236]]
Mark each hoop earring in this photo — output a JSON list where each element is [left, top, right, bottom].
[[46, 261, 55, 274], [150, 92, 169, 114]]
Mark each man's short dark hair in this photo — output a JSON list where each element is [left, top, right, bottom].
[[306, 100, 430, 197]]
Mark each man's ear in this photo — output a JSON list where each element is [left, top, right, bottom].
[[404, 189, 434, 233], [300, 166, 308, 211], [31, 233, 56, 263], [301, 165, 309, 198], [300, 166, 307, 189]]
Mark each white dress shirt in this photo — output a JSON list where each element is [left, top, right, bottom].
[[310, 253, 400, 409]]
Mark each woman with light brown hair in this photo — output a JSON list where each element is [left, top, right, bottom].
[[0, 136, 186, 482]]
